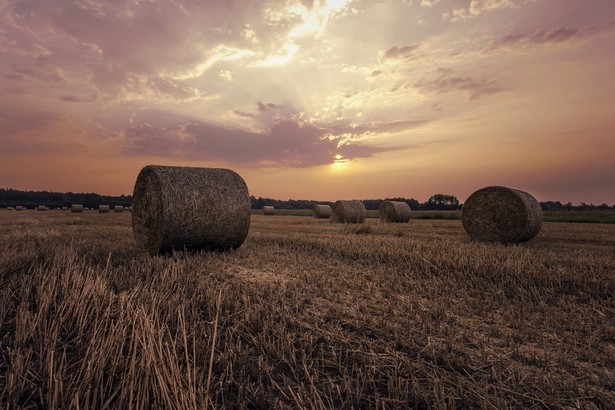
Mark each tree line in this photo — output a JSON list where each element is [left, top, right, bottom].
[[1, 188, 613, 211]]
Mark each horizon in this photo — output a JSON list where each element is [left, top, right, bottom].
[[1, 0, 614, 204]]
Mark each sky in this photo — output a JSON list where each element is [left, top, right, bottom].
[[1, 0, 614, 204]]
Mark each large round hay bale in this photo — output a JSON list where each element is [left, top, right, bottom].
[[313, 204, 332, 218], [114, 205, 124, 212], [331, 200, 366, 224], [379, 201, 411, 223], [462, 186, 543, 243], [132, 165, 251, 254], [71, 204, 84, 213], [262, 206, 275, 215], [99, 205, 110, 213]]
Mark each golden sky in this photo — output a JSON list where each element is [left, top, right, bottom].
[[1, 0, 614, 203]]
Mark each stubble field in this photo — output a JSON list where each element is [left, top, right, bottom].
[[0, 210, 614, 409]]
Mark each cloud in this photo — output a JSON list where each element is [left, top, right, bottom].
[[121, 113, 418, 167], [382, 45, 421, 61], [257, 101, 284, 112], [443, 0, 517, 22], [414, 69, 503, 100], [62, 94, 97, 103], [420, 0, 442, 7], [485, 21, 615, 51]]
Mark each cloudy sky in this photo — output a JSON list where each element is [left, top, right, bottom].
[[1, 0, 614, 203]]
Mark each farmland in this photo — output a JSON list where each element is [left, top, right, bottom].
[[0, 210, 614, 408]]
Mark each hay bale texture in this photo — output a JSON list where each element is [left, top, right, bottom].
[[313, 204, 332, 219], [262, 206, 275, 215], [331, 200, 366, 224], [132, 165, 251, 254], [71, 204, 84, 213], [462, 186, 543, 243], [379, 201, 411, 223], [99, 205, 110, 213]]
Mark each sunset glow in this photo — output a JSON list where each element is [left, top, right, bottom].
[[0, 0, 614, 203]]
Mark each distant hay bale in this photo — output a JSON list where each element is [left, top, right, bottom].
[[114, 205, 124, 212], [7, 207, 16, 210], [37, 205, 46, 211], [132, 165, 251, 254], [16, 206, 24, 211], [84, 207, 90, 211], [462, 186, 543, 243], [262, 206, 275, 215], [379, 201, 412, 223], [99, 205, 110, 213], [71, 204, 84, 213], [331, 200, 366, 224], [313, 204, 332, 218], [62, 207, 68, 210]]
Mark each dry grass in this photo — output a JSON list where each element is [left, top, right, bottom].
[[0, 212, 614, 408]]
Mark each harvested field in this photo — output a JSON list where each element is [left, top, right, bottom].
[[0, 212, 613, 408]]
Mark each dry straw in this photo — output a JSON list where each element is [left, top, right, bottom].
[[114, 205, 124, 213], [262, 206, 275, 215], [462, 186, 543, 243], [379, 201, 412, 223], [132, 165, 251, 254], [331, 200, 366, 224], [71, 204, 84, 213], [99, 205, 110, 213], [313, 204, 332, 219]]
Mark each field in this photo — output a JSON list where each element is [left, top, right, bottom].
[[0, 210, 614, 408]]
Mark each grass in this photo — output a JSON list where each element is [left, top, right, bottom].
[[1, 211, 614, 408]]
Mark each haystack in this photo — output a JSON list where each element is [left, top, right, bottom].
[[462, 186, 543, 243], [262, 206, 275, 215], [313, 204, 332, 218], [132, 165, 251, 254], [99, 205, 110, 213], [71, 204, 84, 213], [331, 200, 366, 224], [379, 201, 411, 223]]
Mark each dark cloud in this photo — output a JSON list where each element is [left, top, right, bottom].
[[383, 45, 420, 60], [122, 115, 418, 167], [486, 21, 615, 51], [414, 70, 502, 100], [62, 94, 97, 103], [257, 101, 284, 112]]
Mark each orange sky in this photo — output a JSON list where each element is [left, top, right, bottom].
[[1, 0, 614, 204]]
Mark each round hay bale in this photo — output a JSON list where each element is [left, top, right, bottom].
[[114, 205, 124, 212], [379, 201, 412, 223], [132, 165, 251, 254], [331, 200, 366, 224], [61, 207, 68, 211], [462, 186, 543, 243], [71, 204, 84, 213], [99, 205, 110, 213], [37, 205, 46, 211], [16, 206, 24, 211], [262, 206, 275, 215], [7, 207, 16, 210], [313, 204, 332, 218]]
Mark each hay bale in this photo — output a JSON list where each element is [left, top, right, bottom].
[[7, 207, 16, 210], [262, 206, 275, 215], [99, 205, 110, 213], [61, 207, 68, 210], [313, 204, 332, 218], [462, 186, 543, 243], [331, 200, 366, 224], [132, 165, 251, 254], [37, 205, 46, 211], [114, 205, 124, 212], [379, 201, 412, 223], [15, 206, 24, 211], [71, 204, 84, 213]]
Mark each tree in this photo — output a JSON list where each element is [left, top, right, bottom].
[[424, 194, 460, 210]]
